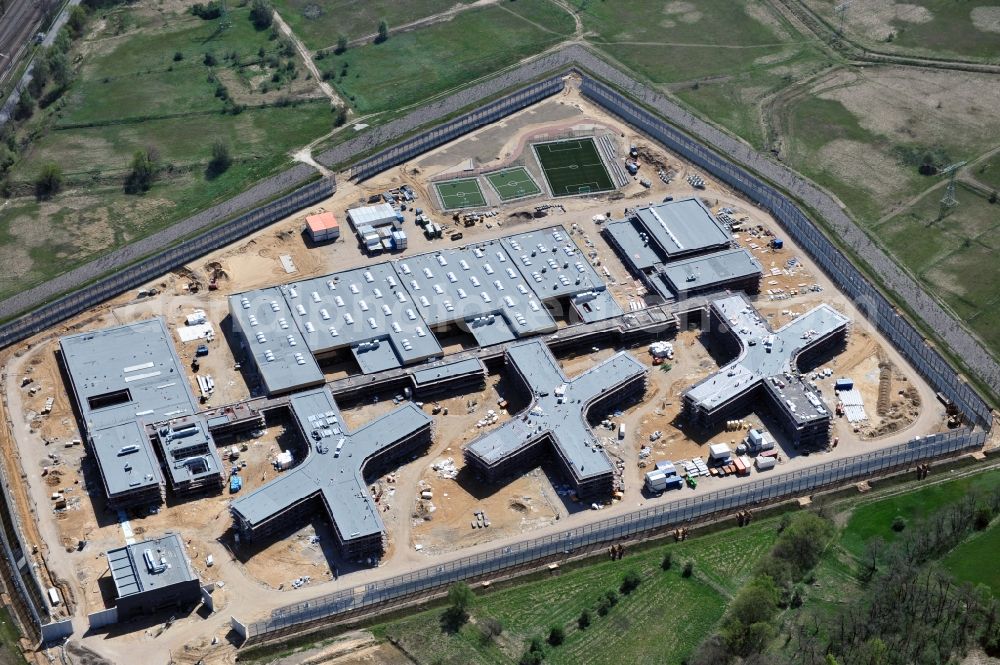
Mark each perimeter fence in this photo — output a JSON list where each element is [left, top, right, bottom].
[[241, 427, 984, 641], [0, 178, 333, 349]]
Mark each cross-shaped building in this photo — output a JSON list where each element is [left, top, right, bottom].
[[230, 387, 432, 559], [464, 340, 647, 498], [683, 294, 850, 448]]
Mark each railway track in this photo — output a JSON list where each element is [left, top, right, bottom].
[[0, 0, 44, 88]]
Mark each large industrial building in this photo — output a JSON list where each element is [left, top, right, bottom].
[[464, 340, 647, 498], [59, 319, 223, 508], [602, 198, 762, 302], [106, 533, 201, 619], [229, 387, 433, 558], [682, 295, 850, 448], [229, 225, 622, 395]]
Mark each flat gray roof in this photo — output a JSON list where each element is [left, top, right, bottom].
[[631, 198, 731, 258], [393, 239, 556, 343], [685, 295, 849, 421], [603, 218, 663, 271], [155, 415, 224, 488], [465, 340, 646, 481], [229, 289, 325, 394], [230, 388, 431, 542], [412, 357, 485, 386], [288, 263, 443, 372], [656, 248, 761, 297], [107, 533, 196, 600], [60, 319, 204, 499]]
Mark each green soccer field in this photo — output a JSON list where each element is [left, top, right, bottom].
[[533, 138, 615, 197], [485, 167, 542, 201], [434, 178, 487, 210]]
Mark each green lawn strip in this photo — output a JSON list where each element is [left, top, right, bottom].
[[272, 0, 475, 50], [0, 605, 27, 665], [374, 520, 780, 665], [942, 520, 1000, 595], [320, 1, 575, 114], [839, 470, 1000, 558]]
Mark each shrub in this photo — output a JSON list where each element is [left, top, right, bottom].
[[519, 637, 545, 665], [190, 1, 222, 19], [173, 51, 183, 61], [375, 18, 389, 43], [891, 516, 907, 532], [250, 0, 273, 29], [203, 51, 217, 66], [206, 140, 232, 178], [620, 570, 642, 595], [34, 163, 62, 199], [578, 608, 591, 629], [661, 552, 673, 570], [13, 90, 35, 120], [478, 617, 502, 644], [334, 34, 348, 54], [124, 148, 158, 194], [974, 506, 993, 531], [682, 561, 694, 578]]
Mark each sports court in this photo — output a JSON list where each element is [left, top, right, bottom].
[[485, 167, 542, 201], [434, 178, 487, 210], [532, 138, 615, 197]]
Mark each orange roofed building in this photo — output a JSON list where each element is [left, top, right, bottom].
[[305, 212, 340, 243]]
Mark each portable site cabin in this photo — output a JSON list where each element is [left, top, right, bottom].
[[708, 443, 732, 462], [755, 456, 776, 471], [746, 428, 774, 453], [835, 378, 854, 391], [645, 470, 684, 493], [305, 212, 340, 243], [655, 460, 676, 476]]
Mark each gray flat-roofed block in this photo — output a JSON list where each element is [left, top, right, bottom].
[[603, 218, 663, 271], [412, 357, 485, 386], [657, 248, 762, 298], [287, 263, 442, 370], [229, 289, 324, 395], [107, 533, 197, 599], [631, 198, 730, 259], [60, 318, 210, 503], [394, 239, 556, 339]]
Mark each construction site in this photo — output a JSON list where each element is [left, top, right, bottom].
[[0, 79, 958, 663]]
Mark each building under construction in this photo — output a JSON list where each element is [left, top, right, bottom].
[[229, 387, 433, 559], [59, 319, 224, 508], [682, 295, 849, 448], [602, 198, 762, 302], [464, 340, 647, 498]]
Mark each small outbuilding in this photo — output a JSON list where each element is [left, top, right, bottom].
[[106, 534, 200, 620], [305, 212, 340, 243]]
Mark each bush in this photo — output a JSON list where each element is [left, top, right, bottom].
[[682, 561, 694, 578], [519, 637, 545, 665], [13, 90, 34, 121], [334, 34, 348, 54], [577, 608, 591, 629], [375, 18, 389, 43], [124, 148, 158, 194], [206, 140, 232, 179], [620, 570, 642, 595], [203, 51, 217, 66], [173, 51, 184, 61], [190, 1, 222, 19], [250, 0, 273, 29], [34, 163, 62, 199], [974, 506, 993, 531], [597, 589, 619, 616], [548, 624, 565, 646], [67, 5, 88, 38], [332, 105, 347, 127], [447, 582, 474, 613], [891, 516, 907, 532], [478, 617, 502, 644], [661, 551, 672, 570]]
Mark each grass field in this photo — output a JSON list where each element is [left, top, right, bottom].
[[318, 1, 575, 114], [485, 167, 542, 201], [839, 470, 1000, 557], [271, 0, 475, 50], [371, 520, 781, 665], [435, 178, 487, 210], [943, 520, 1000, 595], [802, 0, 1000, 61], [873, 185, 1000, 358], [533, 139, 615, 197], [973, 154, 1000, 192]]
